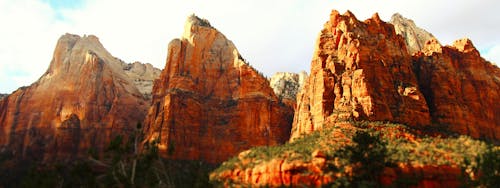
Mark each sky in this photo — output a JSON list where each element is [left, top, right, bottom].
[[1, 0, 499, 94]]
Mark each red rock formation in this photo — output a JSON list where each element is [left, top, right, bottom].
[[143, 15, 293, 164], [413, 38, 500, 140], [0, 34, 149, 161], [212, 152, 333, 187], [212, 9, 499, 187], [213, 159, 464, 187], [292, 10, 430, 139]]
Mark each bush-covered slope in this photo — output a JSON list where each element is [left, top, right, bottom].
[[210, 121, 499, 187]]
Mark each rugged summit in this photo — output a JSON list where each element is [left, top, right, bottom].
[[414, 38, 500, 139], [121, 61, 161, 99], [390, 13, 438, 54], [269, 71, 308, 106], [292, 10, 499, 141], [291, 10, 430, 139], [143, 15, 293, 164], [211, 10, 500, 187], [0, 34, 150, 161]]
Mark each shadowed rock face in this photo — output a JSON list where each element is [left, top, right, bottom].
[[291, 10, 431, 140], [143, 15, 293, 164], [0, 34, 150, 161], [390, 13, 438, 54], [413, 38, 500, 140], [0, 94, 6, 100]]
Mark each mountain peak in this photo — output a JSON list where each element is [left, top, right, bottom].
[[186, 14, 212, 28], [389, 13, 438, 54], [452, 38, 478, 53]]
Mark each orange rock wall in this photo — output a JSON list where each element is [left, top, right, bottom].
[[213, 159, 464, 187], [0, 34, 149, 161], [413, 39, 500, 140], [143, 16, 293, 164], [292, 10, 500, 141], [292, 11, 431, 139]]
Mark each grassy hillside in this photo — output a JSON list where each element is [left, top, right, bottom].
[[211, 121, 500, 187]]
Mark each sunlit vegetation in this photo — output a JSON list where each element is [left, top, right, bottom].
[[211, 121, 500, 187]]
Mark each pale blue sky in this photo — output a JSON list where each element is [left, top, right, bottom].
[[0, 0, 499, 94], [41, 0, 85, 20], [42, 0, 83, 9]]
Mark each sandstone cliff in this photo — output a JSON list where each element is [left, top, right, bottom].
[[413, 38, 500, 140], [291, 10, 430, 139], [0, 94, 6, 100], [390, 13, 438, 54], [269, 71, 308, 107], [0, 34, 149, 161], [143, 15, 293, 164], [121, 61, 161, 99], [211, 9, 500, 186]]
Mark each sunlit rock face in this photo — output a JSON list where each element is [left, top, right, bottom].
[[291, 10, 431, 140], [143, 15, 293, 164], [0, 34, 150, 161], [390, 13, 438, 54], [292, 10, 500, 141]]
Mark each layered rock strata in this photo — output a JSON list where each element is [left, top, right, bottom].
[[292, 10, 500, 140], [292, 10, 431, 139], [413, 39, 500, 139], [0, 34, 149, 161], [143, 15, 293, 164]]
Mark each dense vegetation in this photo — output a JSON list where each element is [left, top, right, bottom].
[[211, 121, 500, 187], [1, 121, 498, 187], [0, 123, 215, 188]]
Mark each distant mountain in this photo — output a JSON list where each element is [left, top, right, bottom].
[[121, 61, 161, 99], [269, 71, 308, 107], [390, 13, 438, 54]]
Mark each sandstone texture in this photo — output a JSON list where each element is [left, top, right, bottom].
[[0, 94, 7, 100], [292, 10, 431, 139], [213, 159, 463, 187], [269, 71, 308, 107], [390, 13, 438, 54], [413, 38, 500, 140], [0, 34, 149, 161], [292, 10, 499, 141], [121, 61, 161, 99], [143, 15, 293, 164], [212, 9, 499, 187]]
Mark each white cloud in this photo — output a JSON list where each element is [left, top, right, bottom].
[[1, 0, 499, 93], [0, 0, 65, 93]]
